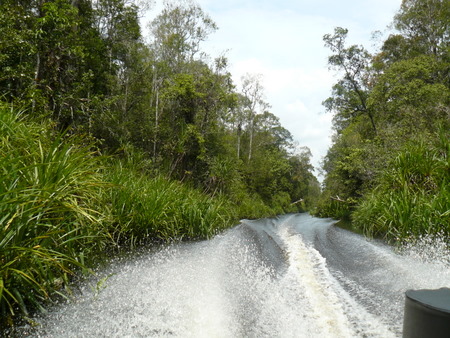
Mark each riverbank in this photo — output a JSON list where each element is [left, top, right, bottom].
[[0, 107, 295, 329]]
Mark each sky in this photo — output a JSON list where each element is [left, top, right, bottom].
[[142, 0, 402, 178]]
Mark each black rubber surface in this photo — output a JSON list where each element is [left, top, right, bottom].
[[403, 288, 450, 338]]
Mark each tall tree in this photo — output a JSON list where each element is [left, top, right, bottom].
[[323, 27, 376, 134], [150, 0, 217, 72], [0, 0, 110, 127], [240, 73, 269, 162], [376, 0, 450, 70], [148, 0, 219, 169], [394, 0, 450, 57], [368, 55, 450, 132], [226, 93, 249, 159]]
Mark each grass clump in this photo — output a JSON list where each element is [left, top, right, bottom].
[[0, 106, 107, 325], [0, 107, 239, 327], [104, 156, 234, 246], [352, 133, 450, 241]]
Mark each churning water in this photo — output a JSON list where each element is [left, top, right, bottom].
[[21, 214, 450, 337]]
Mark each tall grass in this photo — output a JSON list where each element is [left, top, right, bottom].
[[0, 107, 240, 327], [353, 133, 450, 241], [0, 106, 108, 324], [1, 106, 283, 329], [104, 157, 235, 246]]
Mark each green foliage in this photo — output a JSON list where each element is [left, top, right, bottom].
[[353, 135, 450, 240], [368, 55, 450, 129], [203, 155, 241, 196], [315, 121, 372, 219], [150, 1, 218, 71], [0, 106, 107, 324], [394, 0, 450, 57], [314, 193, 354, 220], [232, 193, 274, 220], [320, 0, 450, 242], [104, 156, 234, 244], [323, 27, 376, 133]]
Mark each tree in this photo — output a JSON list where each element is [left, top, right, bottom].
[[368, 55, 450, 132], [288, 147, 321, 209], [0, 0, 108, 126], [375, 0, 450, 72], [147, 0, 219, 171], [0, 1, 37, 105], [394, 0, 450, 57], [226, 93, 248, 159], [254, 111, 293, 151], [240, 73, 270, 162], [34, 0, 97, 125], [323, 27, 376, 134], [150, 0, 217, 72], [93, 0, 141, 67]]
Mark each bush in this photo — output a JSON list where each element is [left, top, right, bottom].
[[0, 106, 108, 323], [104, 154, 235, 245], [353, 134, 450, 241]]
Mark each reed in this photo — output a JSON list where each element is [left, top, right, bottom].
[[104, 156, 235, 245], [0, 106, 107, 324], [353, 135, 450, 241]]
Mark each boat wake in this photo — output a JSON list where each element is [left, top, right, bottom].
[[19, 214, 450, 337]]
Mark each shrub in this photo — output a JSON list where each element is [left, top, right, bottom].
[[104, 155, 235, 245], [353, 134, 450, 241], [0, 106, 107, 323]]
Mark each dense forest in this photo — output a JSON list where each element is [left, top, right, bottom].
[[315, 0, 449, 241], [0, 0, 319, 326]]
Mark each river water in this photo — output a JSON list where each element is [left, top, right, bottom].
[[22, 214, 450, 337]]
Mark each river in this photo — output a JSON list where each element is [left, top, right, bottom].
[[20, 214, 450, 337]]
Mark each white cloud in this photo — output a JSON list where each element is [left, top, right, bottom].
[[197, 0, 402, 174], [286, 100, 308, 115]]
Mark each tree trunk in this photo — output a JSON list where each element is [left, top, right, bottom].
[[248, 113, 254, 162], [153, 90, 159, 160], [237, 123, 241, 159], [32, 52, 41, 115]]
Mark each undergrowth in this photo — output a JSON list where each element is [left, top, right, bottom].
[[0, 106, 106, 326], [353, 132, 450, 241], [0, 106, 240, 328], [105, 159, 235, 245]]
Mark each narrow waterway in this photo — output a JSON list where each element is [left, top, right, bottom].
[[22, 214, 450, 337]]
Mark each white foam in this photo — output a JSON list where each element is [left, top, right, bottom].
[[25, 216, 450, 338]]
